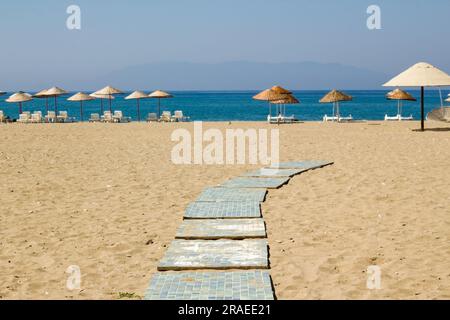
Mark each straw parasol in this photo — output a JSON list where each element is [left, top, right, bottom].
[[89, 93, 115, 114], [270, 85, 292, 94], [386, 88, 416, 116], [253, 87, 295, 117], [67, 92, 95, 121], [33, 89, 50, 113], [270, 94, 300, 117], [125, 91, 149, 121], [42, 87, 68, 115], [93, 86, 123, 113], [271, 94, 299, 105], [253, 89, 289, 102], [6, 92, 33, 114], [319, 89, 352, 120], [383, 62, 450, 131], [148, 90, 173, 118]]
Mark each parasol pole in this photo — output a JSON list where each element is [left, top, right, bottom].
[[80, 101, 83, 121], [420, 86, 425, 131], [158, 98, 161, 118], [137, 98, 141, 121]]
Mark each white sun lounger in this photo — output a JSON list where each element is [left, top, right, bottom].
[[161, 111, 173, 122], [173, 110, 189, 122], [18, 113, 31, 123], [427, 107, 450, 122], [45, 111, 56, 123], [101, 111, 114, 123], [385, 114, 414, 121], [57, 111, 71, 123], [112, 110, 131, 123], [147, 113, 158, 122], [89, 113, 101, 122], [268, 115, 298, 124], [323, 114, 353, 122], [30, 111, 43, 123]]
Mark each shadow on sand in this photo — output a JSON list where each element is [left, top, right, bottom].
[[412, 127, 450, 132]]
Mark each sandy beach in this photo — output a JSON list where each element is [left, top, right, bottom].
[[1, 121, 450, 300]]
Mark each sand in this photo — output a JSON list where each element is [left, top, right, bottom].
[[0, 121, 449, 300]]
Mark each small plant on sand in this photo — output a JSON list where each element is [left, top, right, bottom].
[[118, 292, 141, 300]]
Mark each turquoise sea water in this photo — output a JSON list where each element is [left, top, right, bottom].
[[0, 90, 448, 122]]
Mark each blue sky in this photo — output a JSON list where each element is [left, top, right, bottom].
[[0, 0, 449, 90]]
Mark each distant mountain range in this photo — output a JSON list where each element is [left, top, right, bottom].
[[0, 61, 390, 92], [92, 61, 388, 91]]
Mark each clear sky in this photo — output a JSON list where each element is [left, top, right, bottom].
[[0, 0, 449, 90]]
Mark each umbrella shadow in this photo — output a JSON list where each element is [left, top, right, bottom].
[[412, 127, 450, 132]]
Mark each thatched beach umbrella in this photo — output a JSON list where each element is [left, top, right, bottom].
[[89, 93, 115, 114], [6, 92, 32, 114], [125, 91, 148, 121], [148, 90, 173, 118], [383, 62, 450, 131], [43, 87, 68, 115], [33, 89, 50, 113], [93, 86, 123, 113], [270, 85, 292, 94], [270, 94, 299, 105], [386, 88, 416, 116], [319, 89, 352, 120], [253, 89, 287, 101], [67, 92, 95, 121], [270, 94, 300, 116], [253, 87, 293, 116]]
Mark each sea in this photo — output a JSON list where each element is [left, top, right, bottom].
[[0, 90, 448, 122]]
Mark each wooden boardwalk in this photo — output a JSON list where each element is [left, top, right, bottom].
[[145, 160, 333, 300]]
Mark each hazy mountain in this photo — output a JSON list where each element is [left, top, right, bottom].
[[92, 61, 388, 91]]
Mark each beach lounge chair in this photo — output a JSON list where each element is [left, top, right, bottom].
[[146, 113, 158, 122], [89, 113, 101, 122], [323, 115, 338, 122], [384, 114, 414, 121], [173, 110, 189, 122], [427, 107, 450, 122], [338, 115, 353, 122], [30, 111, 43, 123], [113, 110, 131, 123], [57, 111, 70, 123], [101, 111, 114, 123], [45, 111, 56, 123], [17, 112, 31, 123], [268, 114, 298, 124], [0, 111, 6, 123], [323, 114, 353, 122], [160, 111, 173, 122]]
